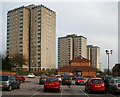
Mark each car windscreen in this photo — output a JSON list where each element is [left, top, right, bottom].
[[116, 80, 120, 83], [41, 76, 48, 79], [63, 77, 71, 80], [77, 78, 85, 80], [29, 73, 33, 75], [92, 79, 103, 84], [0, 76, 8, 81], [46, 78, 58, 82]]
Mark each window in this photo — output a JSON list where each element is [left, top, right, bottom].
[[10, 76, 16, 81], [92, 79, 103, 84], [20, 16, 23, 19], [38, 22, 41, 26], [116, 80, 120, 83], [20, 27, 23, 30], [0, 76, 8, 81], [109, 80, 114, 83]]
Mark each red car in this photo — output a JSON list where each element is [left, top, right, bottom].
[[15, 75, 25, 83], [85, 78, 105, 93], [44, 77, 60, 92], [75, 77, 85, 85]]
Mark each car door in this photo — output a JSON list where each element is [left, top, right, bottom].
[[13, 76, 20, 88], [85, 79, 90, 91], [109, 79, 115, 92], [9, 76, 16, 89], [10, 76, 19, 89], [87, 80, 91, 90]]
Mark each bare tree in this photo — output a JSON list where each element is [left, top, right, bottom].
[[10, 53, 27, 71]]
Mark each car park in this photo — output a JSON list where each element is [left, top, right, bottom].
[[44, 77, 60, 92], [75, 77, 85, 85], [0, 75, 21, 91], [28, 73, 35, 78], [109, 77, 120, 94], [15, 74, 25, 83], [85, 78, 105, 93]]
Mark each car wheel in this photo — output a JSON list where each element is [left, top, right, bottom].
[[17, 85, 20, 89], [112, 90, 116, 95], [8, 85, 12, 91], [44, 89, 47, 92], [88, 89, 91, 94], [85, 87, 87, 92], [103, 90, 106, 94], [57, 89, 60, 93]]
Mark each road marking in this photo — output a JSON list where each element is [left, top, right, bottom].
[[60, 91, 62, 95], [31, 91, 40, 97], [80, 88, 89, 97]]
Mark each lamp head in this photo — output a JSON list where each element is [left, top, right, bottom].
[[105, 50, 109, 54], [110, 50, 113, 54]]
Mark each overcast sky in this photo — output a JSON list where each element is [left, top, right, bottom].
[[1, 0, 119, 70]]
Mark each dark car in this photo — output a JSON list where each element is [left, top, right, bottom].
[[62, 76, 72, 85], [15, 74, 25, 83], [39, 75, 48, 84], [75, 77, 85, 85], [44, 77, 60, 92], [85, 78, 105, 93], [72, 75, 78, 80], [0, 75, 21, 91]]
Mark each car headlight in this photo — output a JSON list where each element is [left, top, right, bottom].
[[6, 81, 10, 86]]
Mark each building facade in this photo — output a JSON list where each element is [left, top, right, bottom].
[[7, 4, 56, 71], [58, 66, 96, 77], [70, 56, 90, 67], [112, 63, 120, 77], [87, 45, 100, 69], [74, 36, 87, 59], [58, 34, 87, 68]]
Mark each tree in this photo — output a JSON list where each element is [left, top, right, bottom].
[[2, 56, 13, 70], [9, 53, 27, 71]]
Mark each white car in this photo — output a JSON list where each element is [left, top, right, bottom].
[[109, 77, 120, 94], [28, 73, 35, 78]]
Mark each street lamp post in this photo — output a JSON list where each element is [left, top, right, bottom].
[[105, 50, 113, 76]]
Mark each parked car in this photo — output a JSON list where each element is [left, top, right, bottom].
[[0, 75, 21, 91], [62, 76, 72, 85], [109, 77, 120, 94], [85, 78, 105, 93], [72, 75, 78, 80], [44, 77, 60, 92], [28, 73, 35, 78], [55, 75, 62, 83], [39, 75, 48, 84], [14, 74, 25, 83], [75, 77, 85, 85]]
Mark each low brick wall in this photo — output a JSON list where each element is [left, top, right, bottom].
[[0, 71, 16, 75]]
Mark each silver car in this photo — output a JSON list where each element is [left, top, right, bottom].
[[109, 77, 120, 94], [0, 75, 21, 91]]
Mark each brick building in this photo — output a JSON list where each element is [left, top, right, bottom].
[[70, 56, 90, 66], [58, 66, 96, 77], [113, 63, 120, 77], [58, 56, 96, 77]]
